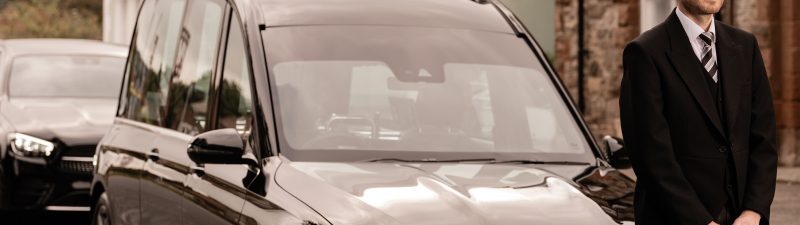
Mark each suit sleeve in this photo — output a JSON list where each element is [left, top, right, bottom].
[[619, 42, 714, 225], [741, 34, 778, 220]]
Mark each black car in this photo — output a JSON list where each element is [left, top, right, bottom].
[[0, 39, 127, 211], [92, 0, 635, 224]]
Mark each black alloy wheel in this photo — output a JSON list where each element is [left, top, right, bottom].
[[92, 192, 112, 225]]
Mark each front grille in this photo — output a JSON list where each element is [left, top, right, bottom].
[[58, 160, 93, 175], [61, 145, 97, 157]]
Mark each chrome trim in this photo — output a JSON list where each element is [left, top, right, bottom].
[[9, 152, 46, 165], [62, 156, 94, 162], [45, 206, 91, 211], [72, 181, 91, 189]]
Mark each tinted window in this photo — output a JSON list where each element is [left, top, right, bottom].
[[265, 26, 593, 163], [164, 0, 224, 135], [9, 55, 124, 98], [121, 0, 186, 125], [217, 15, 252, 136]]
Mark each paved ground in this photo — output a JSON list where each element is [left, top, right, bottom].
[[773, 167, 800, 225], [772, 181, 800, 225]]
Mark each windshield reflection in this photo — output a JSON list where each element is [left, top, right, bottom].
[[9, 55, 125, 98], [265, 26, 591, 162]]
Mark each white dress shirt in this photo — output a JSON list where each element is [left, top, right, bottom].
[[675, 7, 717, 65]]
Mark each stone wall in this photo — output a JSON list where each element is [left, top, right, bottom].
[[555, 0, 799, 166], [555, 0, 639, 139]]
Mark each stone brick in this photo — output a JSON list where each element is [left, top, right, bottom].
[[555, 0, 800, 166], [555, 0, 638, 140], [731, 0, 800, 165]]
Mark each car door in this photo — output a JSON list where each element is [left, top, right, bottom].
[[101, 0, 187, 224], [97, 121, 155, 225], [138, 0, 227, 223], [140, 131, 193, 224], [181, 7, 260, 225]]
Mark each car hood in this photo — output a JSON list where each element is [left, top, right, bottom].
[[275, 161, 618, 225], [2, 97, 117, 146]]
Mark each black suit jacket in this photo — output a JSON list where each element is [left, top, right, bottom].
[[620, 11, 778, 225]]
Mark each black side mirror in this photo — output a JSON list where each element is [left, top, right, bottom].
[[602, 135, 631, 169], [188, 128, 246, 165]]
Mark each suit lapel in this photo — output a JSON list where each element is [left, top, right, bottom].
[[664, 11, 726, 137], [716, 23, 744, 134]]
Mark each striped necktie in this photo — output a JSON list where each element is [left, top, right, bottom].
[[699, 32, 718, 83]]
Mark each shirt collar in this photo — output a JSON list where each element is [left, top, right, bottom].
[[676, 6, 716, 44]]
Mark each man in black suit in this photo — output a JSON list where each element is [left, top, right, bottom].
[[619, 0, 777, 225]]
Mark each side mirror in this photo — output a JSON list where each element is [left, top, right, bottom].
[[188, 128, 246, 165], [602, 135, 631, 169]]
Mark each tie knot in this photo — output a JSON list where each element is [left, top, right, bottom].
[[699, 32, 715, 46]]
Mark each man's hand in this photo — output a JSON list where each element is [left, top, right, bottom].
[[733, 210, 761, 225]]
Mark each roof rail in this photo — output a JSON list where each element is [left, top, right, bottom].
[[489, 0, 526, 37]]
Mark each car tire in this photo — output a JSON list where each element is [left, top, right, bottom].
[[92, 192, 113, 225], [0, 164, 5, 207], [0, 152, 13, 208]]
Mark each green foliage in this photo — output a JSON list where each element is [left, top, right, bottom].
[[0, 0, 103, 39]]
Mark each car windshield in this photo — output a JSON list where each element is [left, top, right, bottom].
[[9, 55, 125, 98], [264, 26, 594, 163]]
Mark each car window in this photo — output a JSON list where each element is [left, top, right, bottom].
[[273, 62, 583, 153], [121, 0, 186, 125], [265, 26, 594, 163], [164, 0, 224, 135], [216, 14, 252, 138], [9, 55, 125, 98]]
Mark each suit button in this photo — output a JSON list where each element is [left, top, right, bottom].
[[718, 146, 728, 153]]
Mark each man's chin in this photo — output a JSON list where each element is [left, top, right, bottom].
[[700, 8, 722, 14]]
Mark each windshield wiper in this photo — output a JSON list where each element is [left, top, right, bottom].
[[488, 160, 591, 165], [365, 158, 497, 163], [365, 158, 590, 165]]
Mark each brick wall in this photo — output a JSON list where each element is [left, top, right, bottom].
[[555, 0, 639, 139], [555, 0, 800, 166], [732, 0, 800, 166]]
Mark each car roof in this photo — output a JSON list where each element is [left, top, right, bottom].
[[0, 39, 128, 58], [253, 0, 514, 34]]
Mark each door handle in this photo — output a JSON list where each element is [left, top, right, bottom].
[[190, 166, 205, 177], [147, 148, 160, 161]]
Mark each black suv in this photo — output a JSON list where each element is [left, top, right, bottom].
[[0, 39, 126, 211], [92, 0, 635, 224]]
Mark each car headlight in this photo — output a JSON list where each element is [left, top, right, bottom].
[[8, 133, 55, 157]]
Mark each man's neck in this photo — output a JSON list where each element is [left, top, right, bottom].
[[677, 4, 714, 31]]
